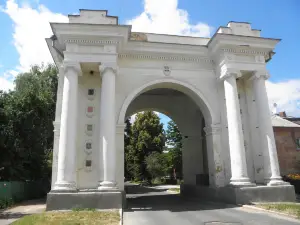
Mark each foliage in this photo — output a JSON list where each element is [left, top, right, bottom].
[[145, 152, 168, 179], [0, 64, 58, 181], [286, 174, 300, 180], [165, 120, 182, 149], [0, 197, 14, 209], [165, 120, 183, 179], [125, 111, 164, 181]]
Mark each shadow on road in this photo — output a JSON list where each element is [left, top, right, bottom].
[[125, 185, 238, 213], [125, 185, 168, 194]]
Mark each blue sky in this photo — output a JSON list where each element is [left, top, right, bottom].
[[0, 0, 299, 123]]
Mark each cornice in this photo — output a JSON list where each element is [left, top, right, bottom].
[[118, 53, 213, 63], [221, 48, 269, 56], [65, 39, 120, 45]]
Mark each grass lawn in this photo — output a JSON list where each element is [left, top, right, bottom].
[[11, 210, 120, 225], [168, 188, 180, 193], [256, 203, 300, 218]]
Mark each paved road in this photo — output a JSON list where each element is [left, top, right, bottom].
[[124, 185, 300, 225]]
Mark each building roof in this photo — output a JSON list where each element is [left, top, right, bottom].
[[271, 115, 300, 128]]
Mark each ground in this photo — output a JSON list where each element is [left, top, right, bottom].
[[124, 184, 300, 225], [1, 185, 300, 225]]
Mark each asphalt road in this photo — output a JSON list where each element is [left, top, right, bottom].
[[124, 185, 300, 225]]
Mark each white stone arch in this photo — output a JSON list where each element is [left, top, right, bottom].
[[118, 78, 216, 126], [117, 77, 221, 188]]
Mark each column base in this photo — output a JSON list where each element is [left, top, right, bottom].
[[229, 177, 256, 187], [181, 184, 296, 204], [266, 177, 289, 186], [52, 181, 77, 192], [98, 181, 118, 191]]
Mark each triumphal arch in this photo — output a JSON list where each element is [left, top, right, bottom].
[[46, 9, 295, 210]]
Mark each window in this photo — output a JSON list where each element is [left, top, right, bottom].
[[296, 138, 300, 150]]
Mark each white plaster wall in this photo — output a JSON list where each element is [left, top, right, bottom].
[[115, 57, 229, 188], [76, 72, 102, 189]]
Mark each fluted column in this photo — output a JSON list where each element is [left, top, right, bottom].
[[252, 71, 286, 186], [98, 63, 118, 190], [53, 62, 81, 191], [221, 70, 253, 186]]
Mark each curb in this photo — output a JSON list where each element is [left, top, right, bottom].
[[119, 208, 123, 225], [242, 204, 298, 219]]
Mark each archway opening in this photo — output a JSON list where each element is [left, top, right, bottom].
[[124, 111, 184, 186], [120, 84, 212, 206]]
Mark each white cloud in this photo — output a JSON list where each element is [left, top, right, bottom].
[[266, 79, 300, 117], [126, 0, 213, 37], [0, 76, 14, 92], [1, 0, 68, 72]]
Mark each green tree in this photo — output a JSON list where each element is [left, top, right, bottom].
[[165, 120, 182, 149], [0, 64, 58, 181], [126, 111, 165, 181], [165, 120, 183, 179], [124, 118, 132, 180], [145, 152, 168, 179]]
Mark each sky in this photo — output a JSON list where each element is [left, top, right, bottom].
[[0, 0, 299, 128]]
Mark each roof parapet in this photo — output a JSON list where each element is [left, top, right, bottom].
[[68, 9, 118, 25], [218, 22, 261, 37]]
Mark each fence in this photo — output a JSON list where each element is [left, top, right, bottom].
[[0, 181, 50, 206]]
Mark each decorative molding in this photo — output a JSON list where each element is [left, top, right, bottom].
[[130, 33, 148, 41], [221, 48, 268, 56], [204, 124, 222, 136], [118, 53, 213, 63], [252, 70, 270, 80], [85, 124, 94, 136], [63, 61, 82, 75], [163, 66, 171, 76], [84, 140, 93, 155], [220, 67, 242, 81], [65, 39, 119, 45], [99, 62, 118, 75]]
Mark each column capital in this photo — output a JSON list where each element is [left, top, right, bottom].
[[204, 124, 222, 136], [63, 61, 82, 76], [251, 70, 270, 80], [220, 67, 241, 81], [99, 62, 118, 75]]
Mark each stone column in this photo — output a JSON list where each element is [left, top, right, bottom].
[[252, 71, 286, 186], [53, 62, 81, 191], [221, 70, 253, 186], [98, 63, 118, 190], [204, 124, 225, 187]]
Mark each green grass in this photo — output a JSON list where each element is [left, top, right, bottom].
[[11, 210, 120, 225], [168, 188, 180, 193], [256, 203, 300, 218]]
